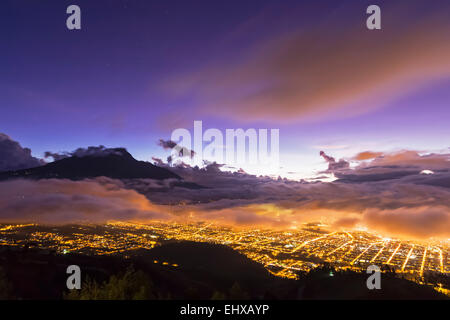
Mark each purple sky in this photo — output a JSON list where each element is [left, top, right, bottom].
[[2, 0, 450, 178]]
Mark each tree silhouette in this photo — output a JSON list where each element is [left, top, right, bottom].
[[228, 282, 250, 300], [65, 266, 156, 300], [211, 290, 226, 300], [0, 267, 12, 300]]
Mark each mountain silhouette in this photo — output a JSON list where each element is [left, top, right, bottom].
[[0, 148, 180, 180]]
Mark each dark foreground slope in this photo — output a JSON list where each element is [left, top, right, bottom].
[[296, 265, 448, 300], [0, 241, 447, 300], [0, 148, 180, 181], [0, 241, 283, 300]]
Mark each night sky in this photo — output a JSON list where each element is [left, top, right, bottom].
[[2, 0, 450, 178]]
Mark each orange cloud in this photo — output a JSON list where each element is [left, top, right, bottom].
[[0, 178, 171, 224], [358, 150, 450, 170], [162, 3, 450, 123], [353, 151, 384, 161], [363, 206, 450, 239], [332, 217, 361, 229]]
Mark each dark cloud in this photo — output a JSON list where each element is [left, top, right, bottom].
[[319, 150, 349, 172], [45, 146, 128, 161], [157, 139, 195, 163], [158, 139, 177, 150], [151, 157, 165, 166], [44, 151, 70, 161], [334, 150, 450, 183], [416, 173, 450, 189], [335, 170, 419, 183], [0, 133, 44, 172]]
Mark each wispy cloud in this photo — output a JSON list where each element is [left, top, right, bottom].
[[0, 133, 44, 172], [161, 1, 450, 123]]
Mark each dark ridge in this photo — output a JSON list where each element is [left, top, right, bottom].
[[128, 241, 278, 296], [131, 241, 272, 284], [0, 148, 180, 181]]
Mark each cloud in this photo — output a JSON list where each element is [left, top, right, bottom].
[[335, 150, 450, 183], [116, 149, 450, 239], [0, 178, 170, 224], [0, 133, 44, 172], [151, 157, 165, 166], [352, 151, 384, 161], [45, 146, 129, 161], [157, 139, 178, 150], [319, 150, 349, 172], [363, 206, 450, 239], [160, 1, 450, 123], [188, 204, 293, 229], [361, 151, 450, 170], [332, 217, 360, 229], [2, 146, 450, 239], [157, 139, 195, 164], [44, 151, 70, 161]]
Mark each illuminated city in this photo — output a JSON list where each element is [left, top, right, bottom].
[[1, 222, 448, 286]]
